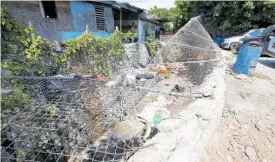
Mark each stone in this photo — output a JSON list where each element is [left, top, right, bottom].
[[171, 84, 185, 93], [54, 40, 62, 52], [235, 74, 249, 80], [202, 87, 213, 97], [105, 80, 119, 87], [245, 146, 257, 162], [107, 119, 145, 141], [157, 119, 184, 132], [125, 74, 136, 85]]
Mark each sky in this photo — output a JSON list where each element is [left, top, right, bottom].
[[120, 0, 175, 11]]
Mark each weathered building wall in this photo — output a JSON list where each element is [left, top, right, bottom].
[[2, 1, 74, 41], [2, 1, 114, 41], [138, 19, 157, 42]]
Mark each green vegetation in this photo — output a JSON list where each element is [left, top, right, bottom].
[[1, 6, 59, 76], [62, 30, 133, 76], [1, 6, 134, 112], [190, 1, 275, 35], [148, 6, 173, 33], [17, 149, 25, 162], [148, 1, 275, 34], [49, 104, 57, 119], [145, 37, 158, 57], [1, 86, 29, 109], [1, 6, 134, 77]]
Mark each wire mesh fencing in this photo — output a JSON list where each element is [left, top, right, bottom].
[[163, 16, 221, 85], [1, 75, 155, 162], [1, 72, 195, 162], [1, 16, 222, 162]]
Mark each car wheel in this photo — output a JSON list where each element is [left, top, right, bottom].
[[229, 42, 238, 51]]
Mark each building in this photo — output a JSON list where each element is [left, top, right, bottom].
[[2, 1, 158, 42]]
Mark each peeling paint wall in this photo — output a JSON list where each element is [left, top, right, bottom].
[[2, 1, 114, 41], [70, 1, 97, 32]]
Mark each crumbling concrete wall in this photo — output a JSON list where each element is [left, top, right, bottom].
[[123, 43, 151, 69]]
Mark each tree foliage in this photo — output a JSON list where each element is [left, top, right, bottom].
[[190, 1, 275, 35], [148, 1, 275, 35], [169, 1, 191, 33], [148, 6, 173, 33]]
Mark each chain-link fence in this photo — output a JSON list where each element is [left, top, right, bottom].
[[1, 73, 194, 162], [1, 16, 221, 162], [163, 16, 221, 85], [1, 76, 135, 162]]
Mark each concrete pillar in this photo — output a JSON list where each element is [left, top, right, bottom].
[[120, 7, 122, 32]]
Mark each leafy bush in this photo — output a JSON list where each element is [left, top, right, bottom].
[[145, 37, 158, 57], [1, 86, 29, 109], [1, 6, 133, 77], [1, 6, 59, 76], [62, 30, 132, 76]]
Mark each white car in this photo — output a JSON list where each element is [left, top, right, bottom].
[[221, 28, 265, 50]]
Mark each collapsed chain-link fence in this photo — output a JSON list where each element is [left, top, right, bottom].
[[1, 73, 193, 162], [1, 16, 221, 162], [1, 75, 156, 162], [163, 16, 221, 85]]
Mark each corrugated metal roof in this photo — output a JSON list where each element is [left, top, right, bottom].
[[90, 0, 145, 12]]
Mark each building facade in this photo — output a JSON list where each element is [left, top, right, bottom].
[[2, 1, 158, 42]]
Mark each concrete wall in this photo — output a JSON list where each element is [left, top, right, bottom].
[[2, 1, 114, 41]]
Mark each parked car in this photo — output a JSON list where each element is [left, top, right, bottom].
[[237, 25, 275, 57], [221, 28, 265, 50]]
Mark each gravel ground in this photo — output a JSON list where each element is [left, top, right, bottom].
[[199, 51, 275, 162]]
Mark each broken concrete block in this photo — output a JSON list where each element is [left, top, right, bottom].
[[157, 119, 184, 132], [125, 74, 136, 85], [107, 119, 145, 141]]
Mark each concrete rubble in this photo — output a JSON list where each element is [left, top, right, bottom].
[[126, 51, 226, 162]]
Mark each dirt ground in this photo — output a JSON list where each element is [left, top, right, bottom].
[[200, 51, 275, 162]]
